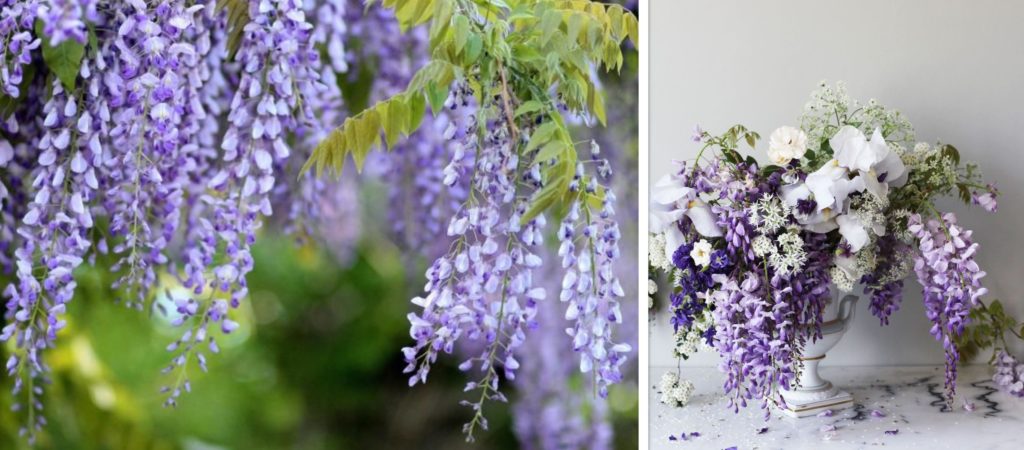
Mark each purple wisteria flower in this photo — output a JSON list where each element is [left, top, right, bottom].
[[909, 212, 987, 401], [164, 0, 321, 405], [39, 0, 98, 45], [2, 76, 99, 441], [513, 265, 612, 450], [402, 105, 547, 438], [104, 0, 205, 309], [558, 192, 631, 398], [993, 350, 1024, 397], [971, 184, 999, 213], [0, 1, 41, 97]]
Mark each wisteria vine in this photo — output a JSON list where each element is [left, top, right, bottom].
[[0, 0, 638, 445]]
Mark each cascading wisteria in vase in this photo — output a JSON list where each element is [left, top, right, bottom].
[[0, 0, 638, 445], [649, 82, 1000, 417]]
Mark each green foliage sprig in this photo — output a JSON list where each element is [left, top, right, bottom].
[[957, 299, 1024, 363]]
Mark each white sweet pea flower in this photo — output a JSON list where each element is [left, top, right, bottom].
[[690, 240, 713, 267], [830, 126, 907, 200], [650, 173, 722, 260], [767, 126, 808, 165]]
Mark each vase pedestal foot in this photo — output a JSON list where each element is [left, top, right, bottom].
[[778, 385, 853, 418]]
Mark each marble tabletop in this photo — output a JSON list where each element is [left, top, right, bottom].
[[650, 365, 1023, 450]]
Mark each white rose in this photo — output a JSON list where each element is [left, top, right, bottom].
[[689, 239, 713, 268], [767, 126, 808, 165]]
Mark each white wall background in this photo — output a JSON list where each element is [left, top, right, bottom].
[[649, 0, 1024, 368]]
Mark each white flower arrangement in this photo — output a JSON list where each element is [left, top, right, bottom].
[[658, 371, 695, 408]]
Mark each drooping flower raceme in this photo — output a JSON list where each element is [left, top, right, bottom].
[[402, 94, 549, 438], [993, 350, 1024, 397], [908, 212, 987, 401], [162, 0, 322, 405], [105, 0, 206, 309], [513, 262, 613, 450], [558, 191, 630, 399], [39, 0, 98, 45], [0, 1, 41, 98], [2, 77, 100, 441]]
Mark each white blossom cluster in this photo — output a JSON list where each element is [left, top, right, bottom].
[[658, 371, 695, 408], [902, 142, 959, 190], [752, 230, 806, 275], [750, 194, 789, 234], [800, 81, 914, 148], [648, 279, 657, 309], [673, 309, 714, 357], [648, 232, 672, 271]]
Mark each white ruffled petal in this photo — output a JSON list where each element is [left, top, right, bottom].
[[652, 173, 693, 205], [837, 214, 870, 252], [805, 161, 844, 210], [663, 227, 685, 262], [831, 126, 868, 171], [685, 202, 723, 238]]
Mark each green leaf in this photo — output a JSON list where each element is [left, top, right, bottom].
[[464, 34, 484, 63], [587, 81, 606, 125], [721, 148, 742, 165], [522, 182, 561, 224], [566, 12, 584, 43], [395, 0, 436, 30], [216, 0, 250, 60], [759, 165, 782, 177], [525, 121, 560, 153], [381, 98, 407, 149], [37, 21, 85, 92], [539, 9, 562, 46], [426, 81, 448, 115], [514, 100, 544, 118], [942, 143, 961, 165], [407, 92, 427, 131], [429, 0, 455, 43], [522, 158, 573, 224], [351, 108, 381, 171], [453, 14, 471, 55], [533, 140, 565, 164], [624, 12, 639, 47], [744, 132, 757, 149]]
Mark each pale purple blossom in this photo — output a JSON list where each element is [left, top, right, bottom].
[[909, 212, 987, 401], [993, 350, 1024, 397]]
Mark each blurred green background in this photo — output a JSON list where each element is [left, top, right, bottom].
[[0, 229, 637, 449]]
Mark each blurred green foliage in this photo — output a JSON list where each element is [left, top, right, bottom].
[[1, 230, 637, 449]]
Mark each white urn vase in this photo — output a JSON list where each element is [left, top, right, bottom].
[[778, 294, 859, 418]]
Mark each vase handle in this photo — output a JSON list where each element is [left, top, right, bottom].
[[820, 294, 859, 335], [836, 294, 858, 328]]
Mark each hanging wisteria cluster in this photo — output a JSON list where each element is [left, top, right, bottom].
[[0, 0, 359, 440], [649, 82, 1000, 414], [291, 0, 639, 442], [0, 0, 638, 445]]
